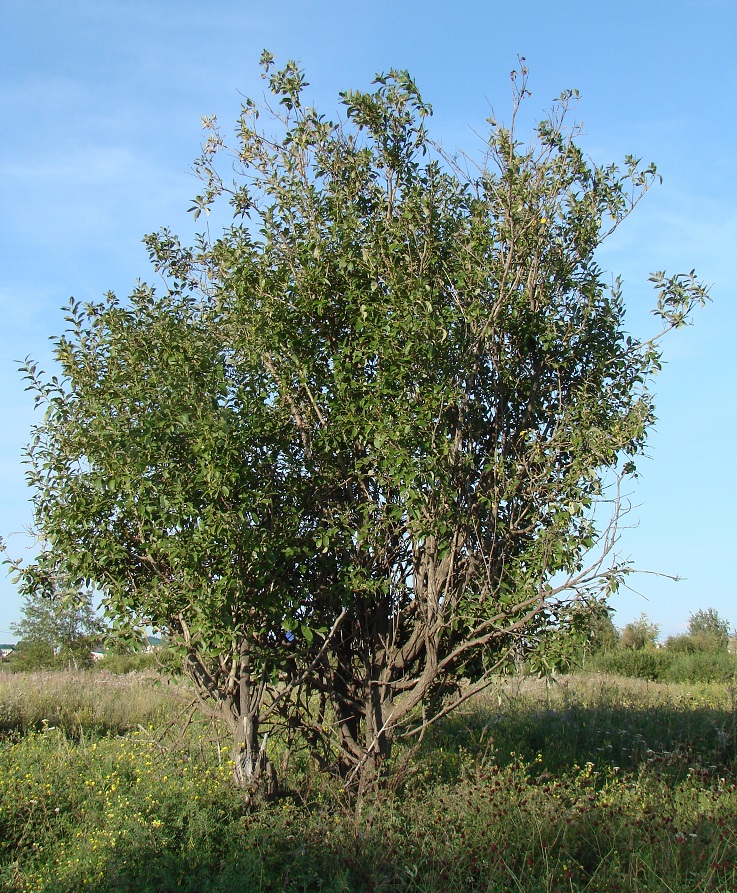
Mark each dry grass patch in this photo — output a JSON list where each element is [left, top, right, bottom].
[[0, 669, 177, 737]]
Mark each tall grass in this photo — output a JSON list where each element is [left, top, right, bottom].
[[0, 671, 735, 892], [422, 674, 737, 783], [0, 669, 176, 737]]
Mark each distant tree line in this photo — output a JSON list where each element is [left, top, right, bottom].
[[5, 585, 733, 685], [505, 604, 735, 683], [587, 608, 737, 683]]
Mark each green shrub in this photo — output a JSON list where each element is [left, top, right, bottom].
[[7, 641, 57, 671], [664, 651, 737, 684], [592, 648, 737, 683], [667, 632, 733, 655], [666, 634, 700, 654], [8, 640, 96, 672], [591, 648, 669, 680]]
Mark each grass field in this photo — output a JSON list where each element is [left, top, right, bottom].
[[0, 669, 735, 892]]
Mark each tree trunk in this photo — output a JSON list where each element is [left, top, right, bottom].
[[232, 639, 277, 801], [356, 690, 393, 796], [231, 709, 277, 797]]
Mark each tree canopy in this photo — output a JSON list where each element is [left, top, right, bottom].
[[11, 56, 708, 794], [621, 613, 661, 651], [687, 608, 732, 651]]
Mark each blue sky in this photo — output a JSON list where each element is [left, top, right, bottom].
[[1, 0, 734, 640]]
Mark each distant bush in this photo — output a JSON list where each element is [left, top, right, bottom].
[[665, 634, 700, 653], [7, 641, 57, 671], [592, 648, 669, 680], [664, 650, 737, 683], [592, 647, 737, 683], [620, 613, 660, 651], [665, 632, 730, 654], [94, 652, 158, 674]]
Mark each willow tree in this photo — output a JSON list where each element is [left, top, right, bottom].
[[14, 55, 707, 795]]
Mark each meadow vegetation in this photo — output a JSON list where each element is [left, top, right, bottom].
[[1, 669, 735, 892]]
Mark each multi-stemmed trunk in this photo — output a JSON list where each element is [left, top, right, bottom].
[[231, 638, 277, 799], [231, 705, 276, 798], [186, 635, 278, 802]]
